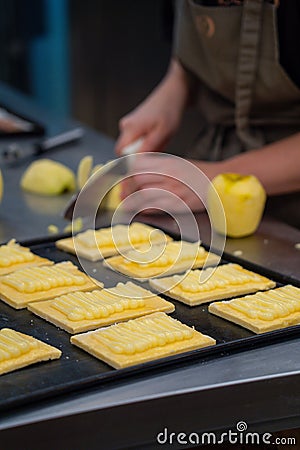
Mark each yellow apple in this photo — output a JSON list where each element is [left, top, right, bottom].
[[105, 183, 122, 210], [20, 159, 76, 196], [208, 173, 266, 238], [90, 163, 122, 210], [0, 169, 3, 202], [77, 155, 93, 190], [63, 217, 83, 233]]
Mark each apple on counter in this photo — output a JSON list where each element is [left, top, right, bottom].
[[20, 159, 76, 196], [208, 173, 266, 238], [20, 156, 122, 212]]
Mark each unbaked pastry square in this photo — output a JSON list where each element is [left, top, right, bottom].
[[0, 239, 53, 276], [209, 285, 300, 333], [150, 263, 275, 306], [104, 240, 219, 281], [71, 312, 216, 369], [28, 282, 175, 334], [0, 261, 101, 309], [55, 222, 172, 261], [0, 328, 61, 376]]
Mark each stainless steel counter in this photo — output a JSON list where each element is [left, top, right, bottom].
[[0, 83, 300, 450]]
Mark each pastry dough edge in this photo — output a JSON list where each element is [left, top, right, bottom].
[[208, 302, 300, 334], [149, 279, 276, 306], [28, 296, 175, 334], [0, 330, 61, 375], [71, 331, 216, 369]]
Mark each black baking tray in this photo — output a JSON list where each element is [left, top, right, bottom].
[[0, 231, 300, 414]]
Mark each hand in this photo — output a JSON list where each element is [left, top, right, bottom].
[[120, 153, 221, 214], [115, 59, 190, 155]]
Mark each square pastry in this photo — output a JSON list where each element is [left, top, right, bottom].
[[0, 261, 101, 309], [0, 328, 61, 376], [28, 282, 175, 334], [0, 239, 53, 276], [104, 241, 219, 281], [71, 312, 216, 369], [150, 263, 275, 306], [209, 285, 300, 333], [55, 222, 172, 261]]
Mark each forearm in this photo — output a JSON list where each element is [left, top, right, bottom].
[[159, 58, 194, 112], [216, 133, 300, 196], [116, 58, 192, 154]]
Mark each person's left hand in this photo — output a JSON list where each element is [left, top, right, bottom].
[[120, 154, 220, 214]]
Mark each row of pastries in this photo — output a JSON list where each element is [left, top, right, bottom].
[[0, 223, 299, 375]]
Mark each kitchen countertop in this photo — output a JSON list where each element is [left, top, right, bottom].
[[0, 83, 300, 450]]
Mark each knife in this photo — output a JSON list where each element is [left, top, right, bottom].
[[63, 137, 144, 221], [1, 127, 84, 163]]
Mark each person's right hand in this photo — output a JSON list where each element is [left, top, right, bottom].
[[115, 59, 191, 155]]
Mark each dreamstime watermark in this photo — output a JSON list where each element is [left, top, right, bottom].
[[72, 152, 226, 289], [156, 421, 297, 446]]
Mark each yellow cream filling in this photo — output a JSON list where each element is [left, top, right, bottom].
[[0, 240, 35, 267], [0, 328, 38, 362], [225, 285, 300, 321], [91, 313, 194, 355], [76, 223, 166, 249], [52, 282, 146, 321], [124, 241, 204, 268], [2, 265, 85, 293], [172, 264, 262, 293]]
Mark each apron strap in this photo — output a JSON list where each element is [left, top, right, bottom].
[[235, 0, 265, 149]]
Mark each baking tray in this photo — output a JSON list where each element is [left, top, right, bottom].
[[0, 231, 300, 414]]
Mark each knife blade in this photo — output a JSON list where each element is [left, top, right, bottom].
[[63, 138, 144, 221]]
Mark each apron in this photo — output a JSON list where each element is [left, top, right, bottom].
[[174, 0, 300, 227]]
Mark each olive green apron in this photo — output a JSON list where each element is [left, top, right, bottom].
[[174, 0, 300, 227]]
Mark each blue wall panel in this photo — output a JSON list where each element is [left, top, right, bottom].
[[28, 0, 70, 116]]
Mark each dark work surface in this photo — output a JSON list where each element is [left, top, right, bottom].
[[1, 236, 300, 414]]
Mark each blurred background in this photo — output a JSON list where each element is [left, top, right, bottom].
[[0, 0, 201, 151]]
